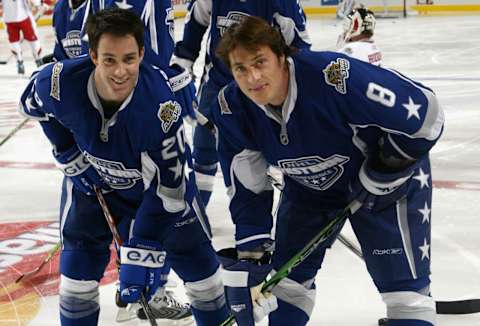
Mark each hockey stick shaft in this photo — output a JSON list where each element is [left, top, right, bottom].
[[15, 241, 61, 283], [337, 233, 480, 315], [94, 188, 158, 326], [0, 118, 29, 147], [219, 200, 362, 326]]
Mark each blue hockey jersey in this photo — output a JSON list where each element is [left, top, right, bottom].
[[53, 0, 174, 67], [211, 51, 444, 250], [19, 57, 194, 240], [175, 0, 311, 87], [52, 0, 99, 60]]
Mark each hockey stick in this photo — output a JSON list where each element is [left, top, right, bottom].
[[0, 117, 30, 147], [337, 234, 480, 315], [94, 187, 158, 326], [15, 241, 61, 283], [219, 200, 363, 326]]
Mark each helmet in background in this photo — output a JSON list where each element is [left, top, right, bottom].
[[343, 7, 376, 42]]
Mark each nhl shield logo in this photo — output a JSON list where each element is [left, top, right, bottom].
[[323, 58, 350, 94], [217, 11, 249, 36], [278, 155, 350, 191], [158, 100, 181, 133]]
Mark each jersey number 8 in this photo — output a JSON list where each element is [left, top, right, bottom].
[[366, 82, 396, 107]]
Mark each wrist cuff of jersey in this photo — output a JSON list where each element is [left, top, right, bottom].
[[55, 148, 90, 176], [359, 160, 413, 196], [222, 269, 249, 288], [168, 67, 193, 92], [120, 246, 166, 269], [236, 233, 273, 252]]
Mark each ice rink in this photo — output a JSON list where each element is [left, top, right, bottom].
[[1, 12, 480, 326]]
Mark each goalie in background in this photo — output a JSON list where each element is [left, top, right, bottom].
[[336, 7, 382, 66], [0, 0, 44, 74]]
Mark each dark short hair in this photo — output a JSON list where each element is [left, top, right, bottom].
[[216, 16, 295, 69], [86, 8, 144, 54]]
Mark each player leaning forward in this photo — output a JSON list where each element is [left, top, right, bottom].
[[213, 16, 444, 326], [19, 8, 228, 326]]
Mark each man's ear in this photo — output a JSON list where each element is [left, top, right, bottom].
[[139, 46, 145, 61], [89, 48, 98, 66]]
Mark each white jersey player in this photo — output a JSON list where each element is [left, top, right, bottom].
[[0, 0, 44, 74], [337, 7, 382, 66]]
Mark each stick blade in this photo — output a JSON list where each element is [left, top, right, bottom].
[[436, 299, 480, 314]]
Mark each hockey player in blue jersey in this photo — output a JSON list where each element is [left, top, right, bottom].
[[52, 0, 174, 67], [212, 16, 443, 325], [19, 8, 228, 326], [172, 0, 312, 207], [50, 1, 196, 321]]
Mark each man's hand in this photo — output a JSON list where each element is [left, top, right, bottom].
[[218, 248, 278, 325], [54, 146, 109, 195], [119, 237, 167, 303]]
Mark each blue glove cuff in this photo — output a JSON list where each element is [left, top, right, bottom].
[[54, 146, 90, 176]]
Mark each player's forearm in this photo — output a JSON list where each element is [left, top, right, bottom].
[[39, 119, 76, 153], [230, 188, 275, 252], [174, 0, 210, 61]]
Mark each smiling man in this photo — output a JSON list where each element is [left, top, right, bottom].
[[19, 8, 228, 326], [212, 16, 444, 326]]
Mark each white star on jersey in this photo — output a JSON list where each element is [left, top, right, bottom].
[[418, 202, 431, 224], [419, 238, 430, 261], [413, 168, 430, 189], [169, 159, 183, 181], [115, 0, 133, 9], [402, 96, 421, 120]]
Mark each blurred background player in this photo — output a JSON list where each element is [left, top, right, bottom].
[[172, 0, 312, 208], [19, 8, 228, 326], [49, 0, 194, 322], [0, 0, 44, 74], [337, 7, 382, 66]]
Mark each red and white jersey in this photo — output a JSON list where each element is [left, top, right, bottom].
[[337, 39, 383, 66], [1, 0, 40, 23]]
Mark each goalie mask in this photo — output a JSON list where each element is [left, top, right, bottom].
[[342, 8, 376, 42]]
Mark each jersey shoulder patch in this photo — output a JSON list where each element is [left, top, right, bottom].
[[158, 100, 182, 133], [323, 57, 350, 94], [50, 62, 64, 101], [217, 85, 232, 115]]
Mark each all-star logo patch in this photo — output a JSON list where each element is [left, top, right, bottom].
[[158, 100, 181, 133], [278, 155, 350, 191], [84, 152, 142, 190], [323, 58, 350, 94], [61, 30, 83, 59], [217, 11, 249, 36]]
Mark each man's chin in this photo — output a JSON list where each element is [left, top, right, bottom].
[[247, 93, 268, 106]]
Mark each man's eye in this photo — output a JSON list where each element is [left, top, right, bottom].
[[255, 60, 265, 67]]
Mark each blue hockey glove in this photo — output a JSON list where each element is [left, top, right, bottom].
[[119, 237, 167, 303], [54, 146, 109, 195], [170, 55, 194, 77], [349, 156, 418, 212], [218, 248, 278, 326]]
